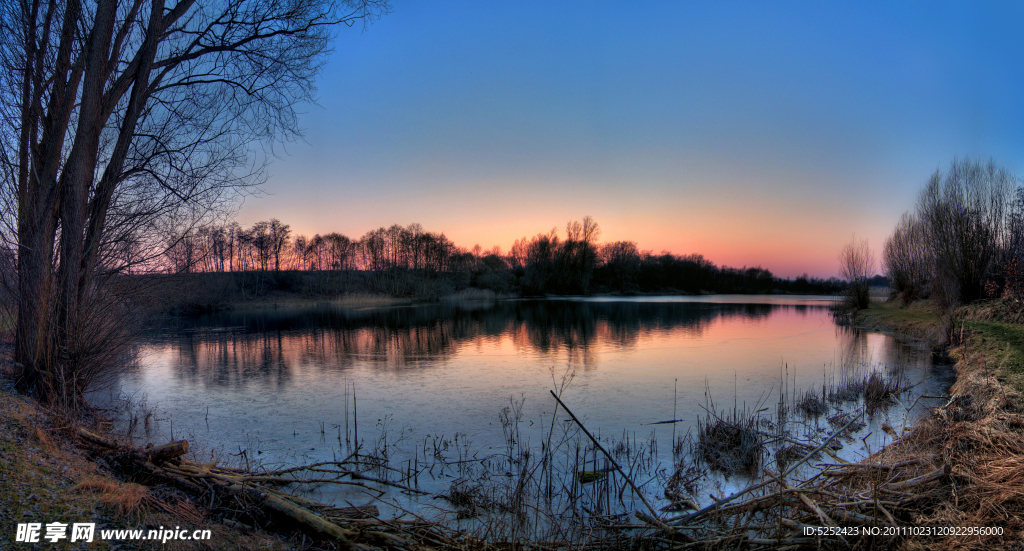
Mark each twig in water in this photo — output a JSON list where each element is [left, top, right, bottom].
[[548, 390, 678, 536]]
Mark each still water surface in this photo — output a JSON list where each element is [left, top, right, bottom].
[[99, 295, 951, 511]]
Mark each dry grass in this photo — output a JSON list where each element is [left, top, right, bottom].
[[828, 376, 867, 403], [957, 297, 1024, 325], [443, 288, 514, 301], [694, 409, 765, 476], [864, 370, 904, 415], [73, 476, 151, 519], [811, 313, 1024, 550], [795, 388, 828, 417], [0, 381, 288, 550]]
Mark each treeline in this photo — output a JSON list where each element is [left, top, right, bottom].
[[883, 158, 1024, 309], [161, 215, 843, 299]]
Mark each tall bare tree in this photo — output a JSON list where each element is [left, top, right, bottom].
[[268, 218, 290, 272], [0, 0, 388, 402], [917, 158, 1015, 306], [838, 237, 874, 310], [883, 212, 930, 304]]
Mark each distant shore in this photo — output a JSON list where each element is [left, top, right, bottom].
[[129, 269, 849, 316]]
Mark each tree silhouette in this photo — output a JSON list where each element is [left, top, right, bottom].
[[0, 0, 389, 402]]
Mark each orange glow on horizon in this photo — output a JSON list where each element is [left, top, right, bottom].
[[239, 176, 883, 280]]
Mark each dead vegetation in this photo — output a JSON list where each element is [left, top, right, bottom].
[[864, 371, 905, 415], [796, 387, 829, 417], [0, 382, 287, 550], [829, 376, 867, 404], [73, 427, 473, 549], [72, 476, 152, 519], [694, 408, 766, 476]]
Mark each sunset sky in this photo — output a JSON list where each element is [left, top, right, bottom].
[[236, 1, 1024, 279]]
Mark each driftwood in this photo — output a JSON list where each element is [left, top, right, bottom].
[[74, 428, 482, 550], [75, 427, 366, 547], [142, 440, 189, 462], [324, 505, 380, 520], [78, 428, 189, 463], [883, 465, 947, 490]]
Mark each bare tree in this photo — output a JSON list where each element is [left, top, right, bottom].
[[558, 216, 600, 293], [0, 0, 389, 402], [917, 158, 1016, 306], [268, 219, 291, 272], [883, 212, 931, 304], [1009, 187, 1024, 262], [323, 232, 350, 270], [839, 237, 874, 310], [601, 240, 640, 292]]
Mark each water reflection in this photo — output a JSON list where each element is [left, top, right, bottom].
[[108, 295, 952, 517], [835, 324, 951, 388], [148, 299, 793, 387]]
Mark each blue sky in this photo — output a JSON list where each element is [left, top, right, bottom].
[[237, 1, 1024, 277]]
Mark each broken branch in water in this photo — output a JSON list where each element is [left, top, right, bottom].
[[549, 390, 682, 538]]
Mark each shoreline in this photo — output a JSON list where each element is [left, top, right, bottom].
[[844, 300, 1023, 549]]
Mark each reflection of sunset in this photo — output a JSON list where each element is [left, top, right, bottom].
[[155, 300, 801, 384]]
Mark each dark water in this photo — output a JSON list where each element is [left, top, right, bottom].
[[96, 295, 952, 515]]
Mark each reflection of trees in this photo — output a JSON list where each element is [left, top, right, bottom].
[[835, 324, 933, 378], [173, 330, 291, 389], [153, 301, 823, 385]]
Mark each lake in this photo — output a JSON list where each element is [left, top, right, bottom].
[[94, 295, 952, 524]]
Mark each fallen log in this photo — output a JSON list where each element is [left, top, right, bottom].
[[75, 426, 359, 547], [255, 489, 356, 543], [78, 428, 188, 464], [141, 440, 189, 462], [77, 428, 121, 449]]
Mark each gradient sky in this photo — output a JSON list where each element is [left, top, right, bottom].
[[235, 1, 1024, 279]]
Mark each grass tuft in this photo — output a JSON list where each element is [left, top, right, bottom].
[[693, 409, 765, 476], [73, 476, 150, 519], [795, 388, 828, 417]]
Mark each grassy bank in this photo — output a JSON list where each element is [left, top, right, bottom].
[[854, 298, 1024, 394], [853, 299, 950, 345], [221, 292, 418, 311], [954, 301, 1024, 395], [847, 299, 1024, 550], [137, 271, 520, 315]]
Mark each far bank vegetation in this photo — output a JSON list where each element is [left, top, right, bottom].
[[150, 216, 845, 312]]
